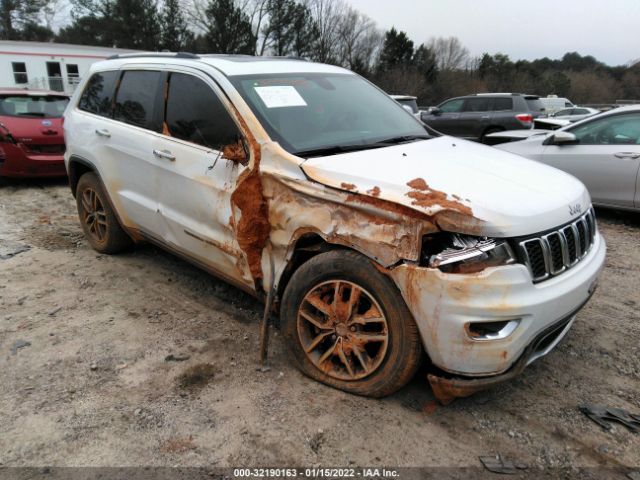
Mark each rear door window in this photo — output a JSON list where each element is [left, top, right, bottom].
[[490, 97, 513, 111], [463, 98, 490, 112], [78, 71, 120, 117], [164, 72, 240, 150], [114, 70, 163, 131]]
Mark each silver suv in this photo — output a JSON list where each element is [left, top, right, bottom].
[[63, 53, 605, 403]]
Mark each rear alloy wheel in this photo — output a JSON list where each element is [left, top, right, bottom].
[[281, 250, 422, 397], [76, 172, 132, 254], [80, 187, 107, 244]]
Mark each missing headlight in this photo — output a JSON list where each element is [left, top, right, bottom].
[[422, 233, 515, 274]]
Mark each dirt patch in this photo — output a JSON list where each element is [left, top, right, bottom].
[[177, 364, 217, 390], [160, 436, 197, 453], [0, 181, 639, 470]]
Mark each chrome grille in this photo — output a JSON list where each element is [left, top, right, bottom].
[[519, 208, 597, 282]]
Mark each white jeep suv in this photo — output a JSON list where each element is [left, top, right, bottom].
[[63, 53, 606, 403]]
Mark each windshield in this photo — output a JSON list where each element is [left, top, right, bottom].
[[0, 95, 69, 118], [230, 73, 429, 155]]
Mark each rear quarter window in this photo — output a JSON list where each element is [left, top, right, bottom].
[[78, 71, 120, 117], [491, 97, 513, 111]]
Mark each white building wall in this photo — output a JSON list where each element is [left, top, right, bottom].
[[0, 41, 138, 93]]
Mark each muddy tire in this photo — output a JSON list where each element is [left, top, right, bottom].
[[75, 172, 132, 254], [280, 250, 422, 397]]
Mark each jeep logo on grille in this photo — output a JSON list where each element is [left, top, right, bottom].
[[569, 204, 582, 216]]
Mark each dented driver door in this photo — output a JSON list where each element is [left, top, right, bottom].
[[151, 69, 253, 289]]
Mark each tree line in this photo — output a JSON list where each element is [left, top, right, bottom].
[[2, 0, 639, 105]]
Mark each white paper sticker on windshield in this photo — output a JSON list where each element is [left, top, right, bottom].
[[254, 86, 307, 108]]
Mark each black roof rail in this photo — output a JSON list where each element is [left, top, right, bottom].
[[105, 52, 200, 60]]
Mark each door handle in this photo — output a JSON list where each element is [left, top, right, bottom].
[[153, 149, 176, 161], [614, 152, 640, 159], [95, 128, 111, 138]]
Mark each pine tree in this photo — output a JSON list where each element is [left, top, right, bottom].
[[160, 0, 194, 51], [1, 0, 47, 39], [204, 0, 255, 54], [377, 27, 414, 74]]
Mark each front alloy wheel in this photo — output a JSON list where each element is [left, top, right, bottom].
[[297, 280, 389, 381]]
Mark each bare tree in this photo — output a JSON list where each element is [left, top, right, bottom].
[[428, 36, 470, 71], [41, 0, 70, 31], [335, 6, 381, 72], [303, 0, 344, 63]]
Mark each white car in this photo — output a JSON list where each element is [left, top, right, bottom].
[[551, 107, 600, 122], [496, 106, 640, 212], [63, 53, 605, 403]]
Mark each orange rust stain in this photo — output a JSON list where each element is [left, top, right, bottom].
[[367, 186, 381, 197], [407, 178, 429, 191], [222, 139, 247, 163], [230, 169, 270, 280], [340, 182, 357, 191], [407, 190, 472, 216], [227, 103, 271, 283], [406, 178, 472, 217], [370, 260, 391, 276], [346, 193, 433, 222]]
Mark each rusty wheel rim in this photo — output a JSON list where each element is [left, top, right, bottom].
[[297, 280, 389, 381], [81, 187, 107, 243]]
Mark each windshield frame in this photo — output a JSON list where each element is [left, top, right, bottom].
[[228, 72, 432, 156]]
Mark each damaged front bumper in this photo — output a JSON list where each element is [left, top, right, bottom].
[[389, 231, 606, 403]]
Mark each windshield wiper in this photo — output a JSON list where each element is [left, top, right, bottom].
[[296, 143, 389, 158], [372, 134, 431, 146], [296, 135, 431, 158]]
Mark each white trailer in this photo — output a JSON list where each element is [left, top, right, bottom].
[[0, 41, 137, 93]]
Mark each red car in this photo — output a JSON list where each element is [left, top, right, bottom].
[[0, 89, 69, 178]]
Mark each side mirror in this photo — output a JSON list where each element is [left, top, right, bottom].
[[428, 107, 441, 115], [221, 137, 249, 164], [548, 131, 578, 146]]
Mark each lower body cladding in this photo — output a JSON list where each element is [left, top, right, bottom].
[[0, 144, 66, 178], [389, 232, 606, 404]]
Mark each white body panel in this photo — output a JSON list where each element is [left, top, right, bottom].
[[302, 136, 591, 237]]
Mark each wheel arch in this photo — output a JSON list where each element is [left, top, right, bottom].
[[67, 155, 98, 198]]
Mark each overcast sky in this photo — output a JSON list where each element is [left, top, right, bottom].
[[346, 0, 640, 66]]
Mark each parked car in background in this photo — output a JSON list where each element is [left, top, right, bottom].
[[496, 106, 640, 212], [64, 53, 604, 403], [391, 95, 421, 120], [551, 107, 600, 122], [484, 118, 572, 145], [0, 89, 69, 177], [539, 96, 574, 115], [420, 93, 545, 142]]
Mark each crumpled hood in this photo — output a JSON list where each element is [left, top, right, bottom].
[[301, 136, 591, 237]]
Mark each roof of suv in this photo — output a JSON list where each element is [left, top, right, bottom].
[[96, 52, 350, 77]]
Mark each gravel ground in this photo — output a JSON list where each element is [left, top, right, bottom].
[[0, 178, 638, 475]]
